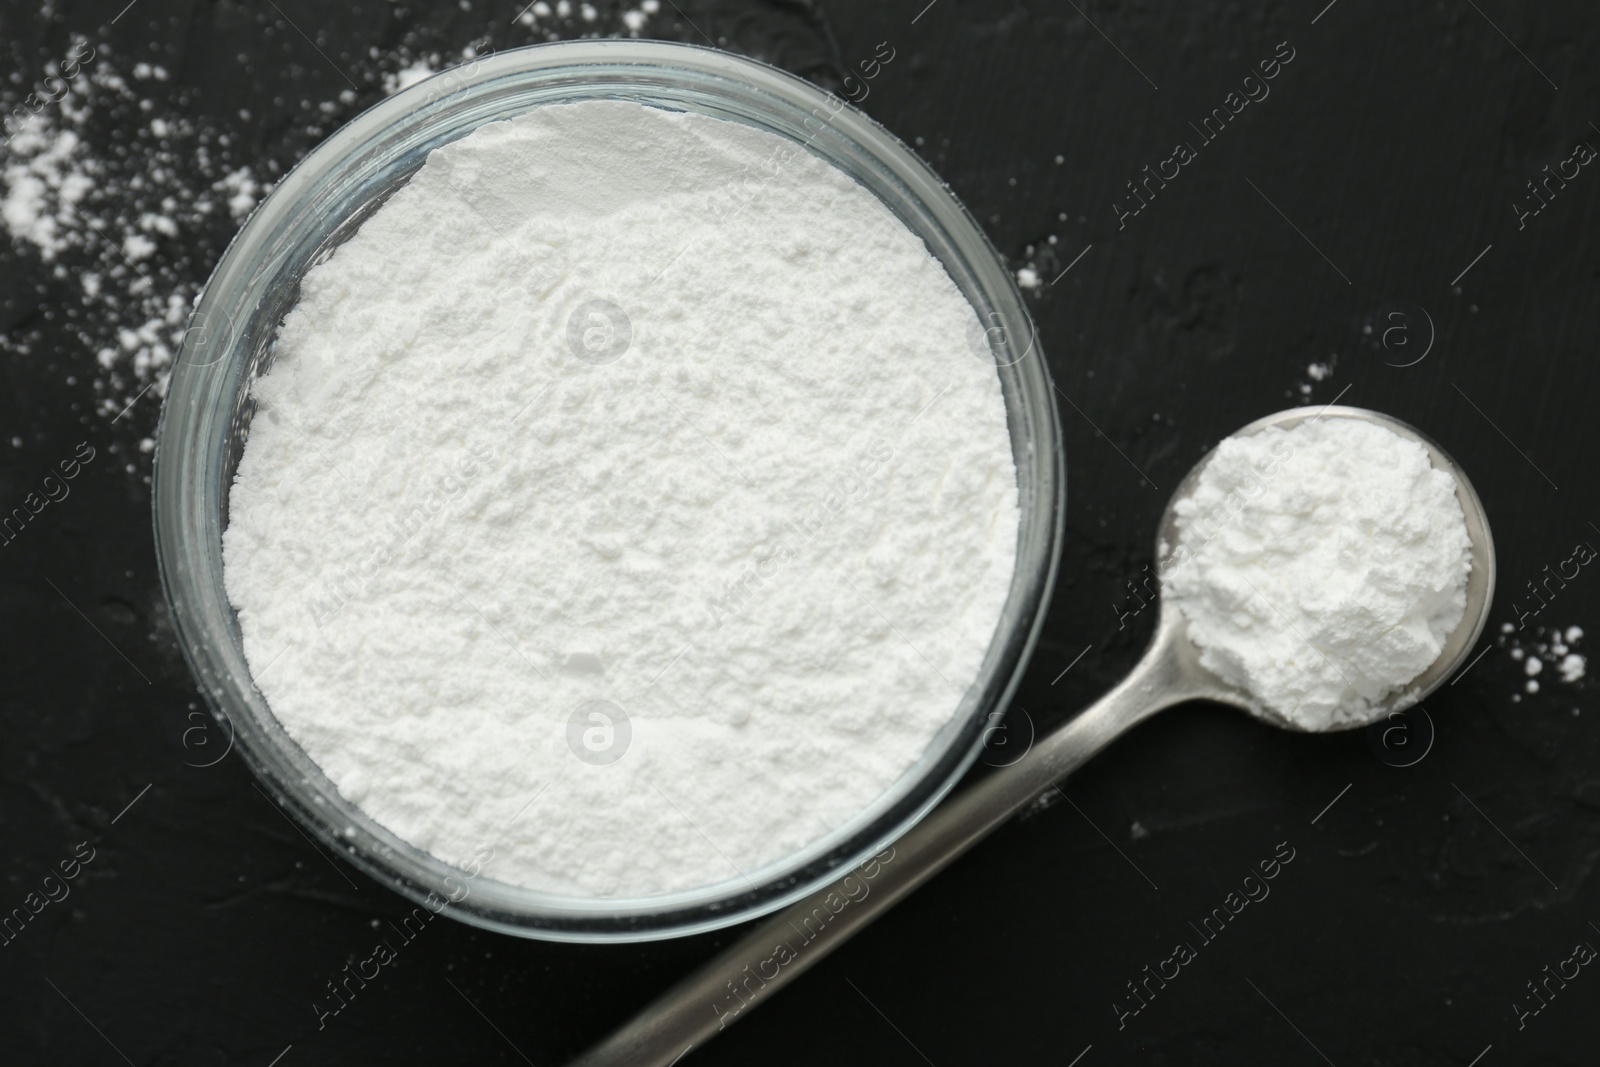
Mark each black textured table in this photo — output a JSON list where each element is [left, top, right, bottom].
[[3, 2, 1597, 1064]]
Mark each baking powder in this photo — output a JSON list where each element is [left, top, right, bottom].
[[223, 100, 1019, 896], [1164, 418, 1471, 728]]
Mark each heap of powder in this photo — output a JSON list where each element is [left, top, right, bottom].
[[1163, 419, 1472, 728], [223, 100, 1020, 897]]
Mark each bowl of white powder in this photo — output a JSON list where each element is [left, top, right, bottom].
[[153, 41, 1063, 940]]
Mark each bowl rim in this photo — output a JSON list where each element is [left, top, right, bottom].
[[153, 38, 1066, 942]]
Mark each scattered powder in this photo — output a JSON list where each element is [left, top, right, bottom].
[[223, 100, 1020, 897], [517, 0, 658, 37], [1011, 232, 1069, 292], [383, 58, 440, 96], [0, 39, 267, 426], [1163, 419, 1472, 728], [1293, 354, 1337, 399], [217, 167, 261, 221], [1, 4, 659, 463], [1498, 622, 1586, 697]]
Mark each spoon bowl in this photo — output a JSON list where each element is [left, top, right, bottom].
[[1150, 404, 1496, 733]]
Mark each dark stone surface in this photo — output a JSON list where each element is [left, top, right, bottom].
[[1, 0, 1597, 1064]]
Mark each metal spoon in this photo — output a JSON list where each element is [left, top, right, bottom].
[[568, 405, 1495, 1067]]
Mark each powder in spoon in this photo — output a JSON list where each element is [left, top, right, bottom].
[[1162, 418, 1472, 728], [222, 100, 1020, 896]]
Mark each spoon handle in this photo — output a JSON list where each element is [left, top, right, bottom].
[[568, 631, 1197, 1067]]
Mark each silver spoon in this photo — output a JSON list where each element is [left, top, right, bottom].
[[568, 405, 1495, 1067]]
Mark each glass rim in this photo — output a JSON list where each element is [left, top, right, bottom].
[[153, 38, 1065, 943]]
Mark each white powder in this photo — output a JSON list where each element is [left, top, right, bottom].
[[223, 100, 1019, 897], [0, 8, 656, 457], [1498, 622, 1586, 695], [383, 58, 440, 96], [1164, 419, 1471, 728], [516, 0, 657, 36], [1, 39, 267, 428]]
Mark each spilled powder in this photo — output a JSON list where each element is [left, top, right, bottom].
[[1, 3, 662, 460], [1501, 622, 1586, 702], [0, 38, 263, 425]]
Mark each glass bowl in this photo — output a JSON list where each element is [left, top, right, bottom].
[[153, 39, 1064, 943]]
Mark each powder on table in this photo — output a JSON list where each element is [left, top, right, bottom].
[[1498, 622, 1587, 696], [223, 100, 1020, 897], [1163, 418, 1471, 728]]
